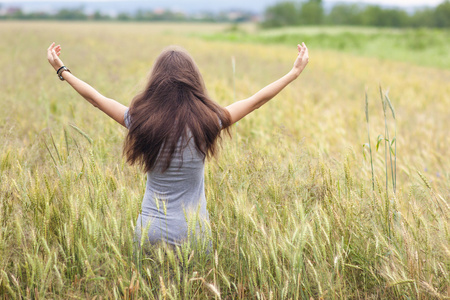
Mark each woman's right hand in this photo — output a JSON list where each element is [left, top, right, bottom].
[[291, 42, 309, 78], [47, 42, 65, 71]]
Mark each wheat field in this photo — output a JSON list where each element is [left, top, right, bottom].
[[0, 21, 449, 299]]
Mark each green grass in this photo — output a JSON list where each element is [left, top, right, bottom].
[[199, 25, 450, 70], [0, 21, 449, 299]]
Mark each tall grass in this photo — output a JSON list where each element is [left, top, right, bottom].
[[0, 22, 449, 299], [363, 90, 374, 191]]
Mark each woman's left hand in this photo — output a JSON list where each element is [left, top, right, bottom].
[[47, 42, 64, 71]]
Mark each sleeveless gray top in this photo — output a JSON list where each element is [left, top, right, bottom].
[[124, 109, 210, 247]]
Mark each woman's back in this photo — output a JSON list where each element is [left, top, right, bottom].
[[126, 110, 211, 246], [121, 47, 233, 248]]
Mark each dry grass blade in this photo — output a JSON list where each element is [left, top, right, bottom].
[[384, 92, 397, 193], [69, 123, 93, 144], [365, 89, 375, 191]]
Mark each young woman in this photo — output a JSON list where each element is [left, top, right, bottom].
[[47, 42, 309, 248]]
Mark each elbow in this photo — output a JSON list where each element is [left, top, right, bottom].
[[254, 98, 269, 110], [249, 98, 263, 111]]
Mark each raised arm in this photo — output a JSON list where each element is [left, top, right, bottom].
[[225, 43, 309, 124], [47, 42, 128, 127]]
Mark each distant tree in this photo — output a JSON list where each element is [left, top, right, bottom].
[[91, 11, 110, 21], [327, 4, 363, 25], [117, 12, 131, 21], [299, 0, 324, 25], [55, 8, 87, 20], [360, 6, 385, 26], [410, 8, 435, 27], [325, 2, 450, 28], [262, 2, 300, 28], [434, 0, 450, 27], [380, 8, 409, 27]]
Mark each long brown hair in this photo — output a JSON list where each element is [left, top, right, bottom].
[[124, 46, 231, 172]]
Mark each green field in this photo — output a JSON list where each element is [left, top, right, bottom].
[[0, 21, 449, 299], [200, 24, 450, 70]]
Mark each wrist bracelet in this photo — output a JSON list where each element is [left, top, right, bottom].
[[57, 66, 71, 81], [56, 66, 65, 74]]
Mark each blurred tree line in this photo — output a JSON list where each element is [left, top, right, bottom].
[[0, 7, 93, 20], [262, 0, 450, 28], [0, 6, 254, 22]]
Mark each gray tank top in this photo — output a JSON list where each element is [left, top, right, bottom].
[[124, 109, 210, 247]]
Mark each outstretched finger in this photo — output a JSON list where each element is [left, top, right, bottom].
[[299, 45, 306, 55], [47, 42, 55, 51], [51, 49, 59, 60], [55, 45, 62, 56]]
